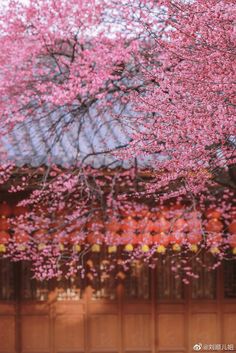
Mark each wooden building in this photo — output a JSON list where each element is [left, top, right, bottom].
[[0, 107, 236, 353]]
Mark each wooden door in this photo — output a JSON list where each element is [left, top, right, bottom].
[[1, 259, 236, 353]]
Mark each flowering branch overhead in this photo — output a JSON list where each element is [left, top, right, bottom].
[[0, 0, 235, 279]]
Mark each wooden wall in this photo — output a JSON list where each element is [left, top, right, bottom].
[[1, 263, 236, 353], [1, 293, 236, 353]]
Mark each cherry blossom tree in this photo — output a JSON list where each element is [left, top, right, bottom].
[[0, 0, 235, 280], [125, 0, 236, 198], [1, 0, 234, 195]]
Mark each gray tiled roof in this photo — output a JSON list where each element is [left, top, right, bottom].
[[0, 104, 159, 169]]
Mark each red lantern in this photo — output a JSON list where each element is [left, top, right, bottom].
[[0, 202, 12, 218], [106, 234, 122, 245], [87, 219, 104, 244], [205, 209, 221, 219], [173, 218, 188, 232], [0, 218, 10, 231], [170, 231, 185, 245], [132, 234, 142, 245], [186, 212, 202, 233], [14, 230, 29, 244], [205, 218, 223, 233], [229, 221, 236, 234], [228, 221, 236, 249], [0, 230, 10, 243], [187, 232, 202, 244], [153, 232, 170, 246], [105, 218, 121, 245], [138, 232, 153, 245], [229, 207, 236, 220], [120, 217, 138, 231], [124, 232, 138, 245], [139, 219, 155, 233], [68, 229, 83, 242], [228, 234, 236, 248], [152, 220, 161, 233], [205, 218, 223, 246], [120, 217, 138, 244], [107, 220, 120, 232], [158, 216, 170, 233], [87, 232, 104, 244], [136, 218, 155, 244]]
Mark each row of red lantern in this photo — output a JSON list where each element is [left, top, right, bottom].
[[0, 202, 233, 226], [0, 216, 235, 243], [0, 222, 235, 248], [0, 201, 234, 219], [0, 203, 235, 252], [0, 201, 230, 220]]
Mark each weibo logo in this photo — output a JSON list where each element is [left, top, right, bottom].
[[193, 343, 202, 351]]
